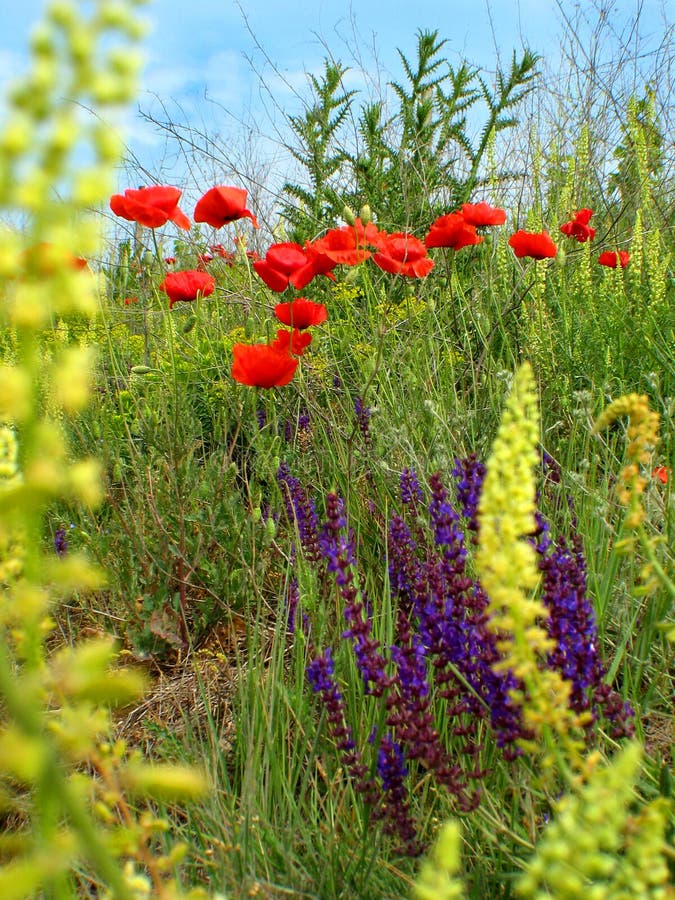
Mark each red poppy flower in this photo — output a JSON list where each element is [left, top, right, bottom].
[[159, 270, 216, 308], [274, 298, 328, 330], [210, 243, 232, 259], [425, 212, 483, 250], [164, 256, 176, 266], [560, 208, 595, 242], [194, 186, 259, 229], [124, 296, 139, 306], [373, 233, 434, 277], [197, 253, 214, 266], [353, 217, 387, 248], [231, 343, 298, 387], [293, 242, 339, 289], [270, 328, 313, 356], [310, 217, 385, 264], [110, 185, 191, 230], [310, 226, 372, 265], [652, 465, 669, 485], [461, 202, 507, 227], [598, 250, 630, 268], [253, 242, 307, 292], [508, 230, 557, 259], [253, 242, 336, 292]]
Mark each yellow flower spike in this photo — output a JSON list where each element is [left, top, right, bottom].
[[414, 820, 466, 900], [9, 282, 53, 329], [48, 639, 146, 707], [65, 22, 95, 66], [0, 0, 210, 890], [517, 742, 673, 899], [11, 579, 50, 616], [0, 427, 20, 480], [73, 166, 114, 206], [14, 169, 54, 212], [92, 121, 124, 163], [47, 1, 79, 29], [42, 552, 106, 593], [594, 394, 674, 608], [52, 345, 96, 412], [67, 458, 104, 508], [123, 764, 209, 802], [0, 115, 34, 158], [477, 362, 586, 767]]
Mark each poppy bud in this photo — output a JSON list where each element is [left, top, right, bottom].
[[182, 315, 197, 334], [359, 204, 372, 226], [342, 205, 356, 226], [130, 365, 153, 375], [264, 517, 277, 541]]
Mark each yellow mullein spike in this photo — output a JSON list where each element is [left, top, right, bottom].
[[594, 393, 661, 547], [477, 362, 586, 767]]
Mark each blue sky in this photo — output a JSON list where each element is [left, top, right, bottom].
[[2, 0, 671, 201]]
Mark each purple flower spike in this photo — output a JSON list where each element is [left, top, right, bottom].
[[320, 493, 390, 695], [307, 647, 378, 800], [307, 646, 338, 695], [278, 462, 321, 563], [54, 526, 68, 557], [354, 396, 373, 451], [428, 472, 465, 556], [375, 732, 420, 855], [387, 515, 418, 609], [400, 467, 424, 506], [452, 454, 486, 534], [537, 530, 634, 738]]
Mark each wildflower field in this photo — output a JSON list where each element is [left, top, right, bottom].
[[0, 1, 673, 897]]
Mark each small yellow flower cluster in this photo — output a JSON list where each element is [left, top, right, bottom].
[[376, 293, 426, 324], [594, 392, 660, 532], [219, 326, 247, 356], [330, 280, 362, 305], [476, 363, 587, 765], [516, 742, 673, 899]]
